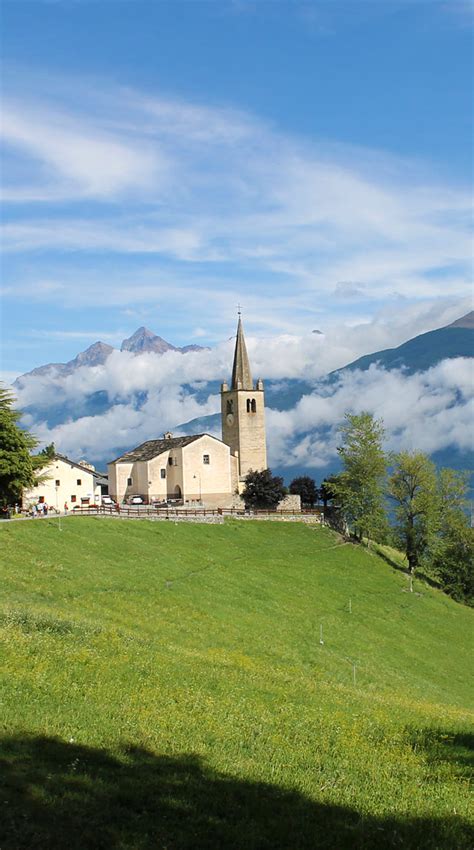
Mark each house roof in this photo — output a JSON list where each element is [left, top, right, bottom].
[[111, 433, 212, 464], [53, 454, 101, 478]]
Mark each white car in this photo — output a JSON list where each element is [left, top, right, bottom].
[[102, 496, 115, 506], [129, 495, 144, 505]]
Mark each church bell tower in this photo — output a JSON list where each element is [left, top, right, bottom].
[[221, 314, 267, 483]]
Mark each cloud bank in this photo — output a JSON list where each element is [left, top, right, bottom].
[[13, 339, 473, 477]]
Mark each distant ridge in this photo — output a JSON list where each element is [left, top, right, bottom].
[[14, 341, 114, 385], [331, 312, 473, 377], [15, 328, 207, 385], [446, 311, 474, 330]]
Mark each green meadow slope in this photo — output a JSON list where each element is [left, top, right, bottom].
[[0, 518, 472, 849]]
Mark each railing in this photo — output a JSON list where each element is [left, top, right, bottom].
[[70, 505, 325, 519]]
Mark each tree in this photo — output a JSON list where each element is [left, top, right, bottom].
[[289, 476, 317, 507], [243, 468, 286, 509], [319, 476, 338, 508], [330, 412, 388, 542], [431, 468, 473, 603], [0, 386, 39, 506], [388, 452, 439, 575], [432, 524, 474, 604], [39, 442, 56, 459]]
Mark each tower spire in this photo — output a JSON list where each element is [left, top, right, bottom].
[[231, 315, 253, 390]]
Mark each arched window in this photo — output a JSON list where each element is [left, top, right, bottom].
[[247, 398, 257, 413], [246, 398, 251, 412], [226, 399, 233, 414], [251, 399, 257, 413]]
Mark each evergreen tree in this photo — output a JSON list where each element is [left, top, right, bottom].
[[330, 412, 387, 542], [0, 386, 38, 506], [289, 476, 317, 507], [243, 468, 286, 509], [388, 452, 439, 575]]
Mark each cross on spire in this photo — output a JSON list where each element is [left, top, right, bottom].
[[237, 303, 242, 317]]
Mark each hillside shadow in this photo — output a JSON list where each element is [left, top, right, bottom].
[[0, 735, 471, 850], [367, 544, 441, 590], [408, 727, 474, 776]]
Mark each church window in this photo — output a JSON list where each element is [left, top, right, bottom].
[[55, 479, 60, 486], [168, 457, 173, 465], [203, 454, 210, 464], [251, 399, 257, 413], [247, 398, 257, 413], [226, 400, 233, 414], [160, 469, 166, 479], [246, 398, 251, 412], [127, 477, 133, 486], [77, 479, 82, 486]]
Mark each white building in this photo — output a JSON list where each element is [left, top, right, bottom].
[[23, 455, 103, 510]]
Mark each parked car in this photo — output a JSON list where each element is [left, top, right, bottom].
[[101, 496, 115, 506], [128, 495, 144, 505]]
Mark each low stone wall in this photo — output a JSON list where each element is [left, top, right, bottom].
[[71, 509, 324, 526], [277, 494, 301, 512]]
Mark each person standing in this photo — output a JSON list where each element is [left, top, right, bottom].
[[64, 502, 69, 515]]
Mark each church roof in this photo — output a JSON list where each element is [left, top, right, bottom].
[[231, 316, 253, 390], [111, 434, 212, 464]]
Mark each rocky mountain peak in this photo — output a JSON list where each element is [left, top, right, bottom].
[[73, 341, 115, 368], [120, 327, 176, 355]]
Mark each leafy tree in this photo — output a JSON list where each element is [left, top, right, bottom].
[[388, 452, 439, 575], [289, 476, 317, 507], [243, 468, 286, 509], [0, 386, 39, 506], [330, 412, 388, 542], [432, 524, 474, 604], [319, 476, 338, 508], [431, 468, 473, 603], [39, 442, 56, 459]]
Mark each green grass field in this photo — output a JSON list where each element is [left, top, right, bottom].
[[1, 517, 472, 849]]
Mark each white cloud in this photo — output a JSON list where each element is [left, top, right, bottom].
[[2, 74, 471, 330], [267, 358, 474, 470], [1, 98, 165, 199]]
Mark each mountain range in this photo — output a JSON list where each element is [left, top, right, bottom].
[[14, 327, 206, 385], [12, 312, 473, 482]]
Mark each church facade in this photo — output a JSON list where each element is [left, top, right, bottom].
[[108, 316, 268, 506]]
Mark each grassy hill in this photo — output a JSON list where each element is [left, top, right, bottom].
[[0, 518, 472, 849]]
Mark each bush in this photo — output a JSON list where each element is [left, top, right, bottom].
[[243, 469, 286, 509]]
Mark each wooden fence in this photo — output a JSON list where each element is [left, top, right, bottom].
[[69, 505, 325, 520]]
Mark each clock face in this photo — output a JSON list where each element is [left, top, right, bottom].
[[226, 413, 234, 426]]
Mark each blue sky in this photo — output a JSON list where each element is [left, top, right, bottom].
[[1, 0, 472, 377]]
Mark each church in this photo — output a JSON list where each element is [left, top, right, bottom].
[[108, 316, 268, 506]]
